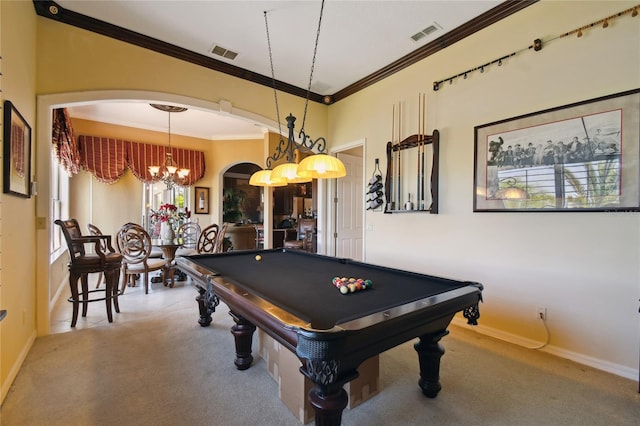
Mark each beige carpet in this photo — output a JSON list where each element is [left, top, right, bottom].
[[2, 283, 639, 425]]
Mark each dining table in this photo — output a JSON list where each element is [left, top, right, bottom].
[[152, 240, 182, 287]]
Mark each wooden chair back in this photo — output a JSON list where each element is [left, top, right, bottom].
[[297, 219, 315, 241], [177, 222, 201, 249], [254, 224, 264, 249], [116, 222, 167, 294], [57, 218, 87, 261], [116, 222, 153, 264], [197, 224, 220, 254], [215, 223, 229, 253], [197, 223, 228, 254], [87, 223, 116, 254]]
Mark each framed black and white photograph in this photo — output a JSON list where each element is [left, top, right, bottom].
[[195, 186, 209, 214], [3, 100, 32, 198], [473, 89, 640, 212]]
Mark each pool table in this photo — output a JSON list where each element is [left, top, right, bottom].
[[177, 249, 483, 425]]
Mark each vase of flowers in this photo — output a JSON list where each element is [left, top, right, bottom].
[[150, 203, 191, 242], [160, 221, 175, 242]]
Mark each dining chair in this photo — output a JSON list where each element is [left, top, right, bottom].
[[176, 221, 201, 257], [116, 222, 167, 294], [55, 219, 123, 327], [196, 223, 228, 254], [216, 223, 229, 252], [283, 219, 316, 252], [254, 224, 264, 249], [87, 223, 108, 289]]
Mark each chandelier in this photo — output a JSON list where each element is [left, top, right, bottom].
[[250, 0, 346, 187], [148, 104, 190, 189]]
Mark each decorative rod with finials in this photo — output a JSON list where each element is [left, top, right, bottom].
[[148, 104, 190, 189], [250, 0, 346, 187], [433, 4, 638, 91]]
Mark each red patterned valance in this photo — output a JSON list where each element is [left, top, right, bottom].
[[52, 108, 80, 174], [126, 141, 205, 186], [78, 136, 127, 184], [77, 135, 205, 186]]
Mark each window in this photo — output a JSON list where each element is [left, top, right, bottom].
[[50, 150, 69, 255], [143, 183, 191, 238]]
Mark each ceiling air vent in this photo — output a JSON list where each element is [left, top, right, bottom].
[[410, 22, 442, 42], [210, 44, 238, 60]]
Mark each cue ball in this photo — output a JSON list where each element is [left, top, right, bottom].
[[255, 255, 262, 261]]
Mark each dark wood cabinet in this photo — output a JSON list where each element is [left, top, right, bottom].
[[273, 186, 294, 215], [274, 183, 313, 216]]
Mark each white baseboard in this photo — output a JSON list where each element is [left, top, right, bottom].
[[451, 317, 638, 382]]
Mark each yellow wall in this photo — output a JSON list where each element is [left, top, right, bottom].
[[35, 19, 327, 142], [329, 0, 640, 377], [0, 0, 38, 402]]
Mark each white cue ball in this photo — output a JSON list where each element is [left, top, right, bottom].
[[255, 255, 262, 261]]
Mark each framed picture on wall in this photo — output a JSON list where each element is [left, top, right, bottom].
[[195, 186, 209, 214], [3, 100, 32, 198], [473, 89, 640, 212]]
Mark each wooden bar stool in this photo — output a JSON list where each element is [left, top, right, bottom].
[[55, 219, 123, 327], [283, 219, 316, 252]]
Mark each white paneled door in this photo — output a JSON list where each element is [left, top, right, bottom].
[[335, 151, 364, 261]]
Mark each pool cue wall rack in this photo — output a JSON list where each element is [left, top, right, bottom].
[[384, 130, 439, 214]]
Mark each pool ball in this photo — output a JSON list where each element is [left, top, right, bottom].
[[255, 255, 262, 261]]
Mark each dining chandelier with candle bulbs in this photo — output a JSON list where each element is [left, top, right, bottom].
[[148, 104, 190, 189], [249, 0, 346, 187]]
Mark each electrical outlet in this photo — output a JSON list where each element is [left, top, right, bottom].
[[536, 307, 547, 320]]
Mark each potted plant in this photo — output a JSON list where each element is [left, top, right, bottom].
[[223, 188, 246, 223]]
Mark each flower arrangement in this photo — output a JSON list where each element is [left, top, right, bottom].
[[150, 203, 191, 224]]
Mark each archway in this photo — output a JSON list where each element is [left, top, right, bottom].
[[36, 90, 278, 334]]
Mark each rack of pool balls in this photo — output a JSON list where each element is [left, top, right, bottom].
[[332, 277, 373, 294]]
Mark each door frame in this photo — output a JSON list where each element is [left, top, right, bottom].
[[321, 139, 365, 258]]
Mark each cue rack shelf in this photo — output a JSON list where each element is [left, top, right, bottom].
[[384, 130, 439, 214]]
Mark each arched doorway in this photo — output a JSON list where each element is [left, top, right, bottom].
[[222, 163, 262, 250], [36, 90, 278, 334]]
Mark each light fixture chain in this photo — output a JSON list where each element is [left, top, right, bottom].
[[264, 11, 283, 138], [301, 0, 325, 131]]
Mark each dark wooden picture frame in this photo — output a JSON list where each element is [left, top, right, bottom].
[[3, 100, 32, 198], [194, 186, 209, 214], [473, 89, 640, 212]]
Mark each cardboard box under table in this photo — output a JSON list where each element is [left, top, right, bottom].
[[258, 329, 380, 424]]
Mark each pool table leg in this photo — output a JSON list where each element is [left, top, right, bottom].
[[308, 383, 349, 426], [195, 281, 219, 327], [229, 311, 256, 370], [414, 329, 449, 398], [301, 359, 356, 426]]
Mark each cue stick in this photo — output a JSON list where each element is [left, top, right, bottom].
[[390, 104, 395, 209], [397, 102, 401, 209], [417, 94, 421, 210], [421, 93, 426, 210]]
